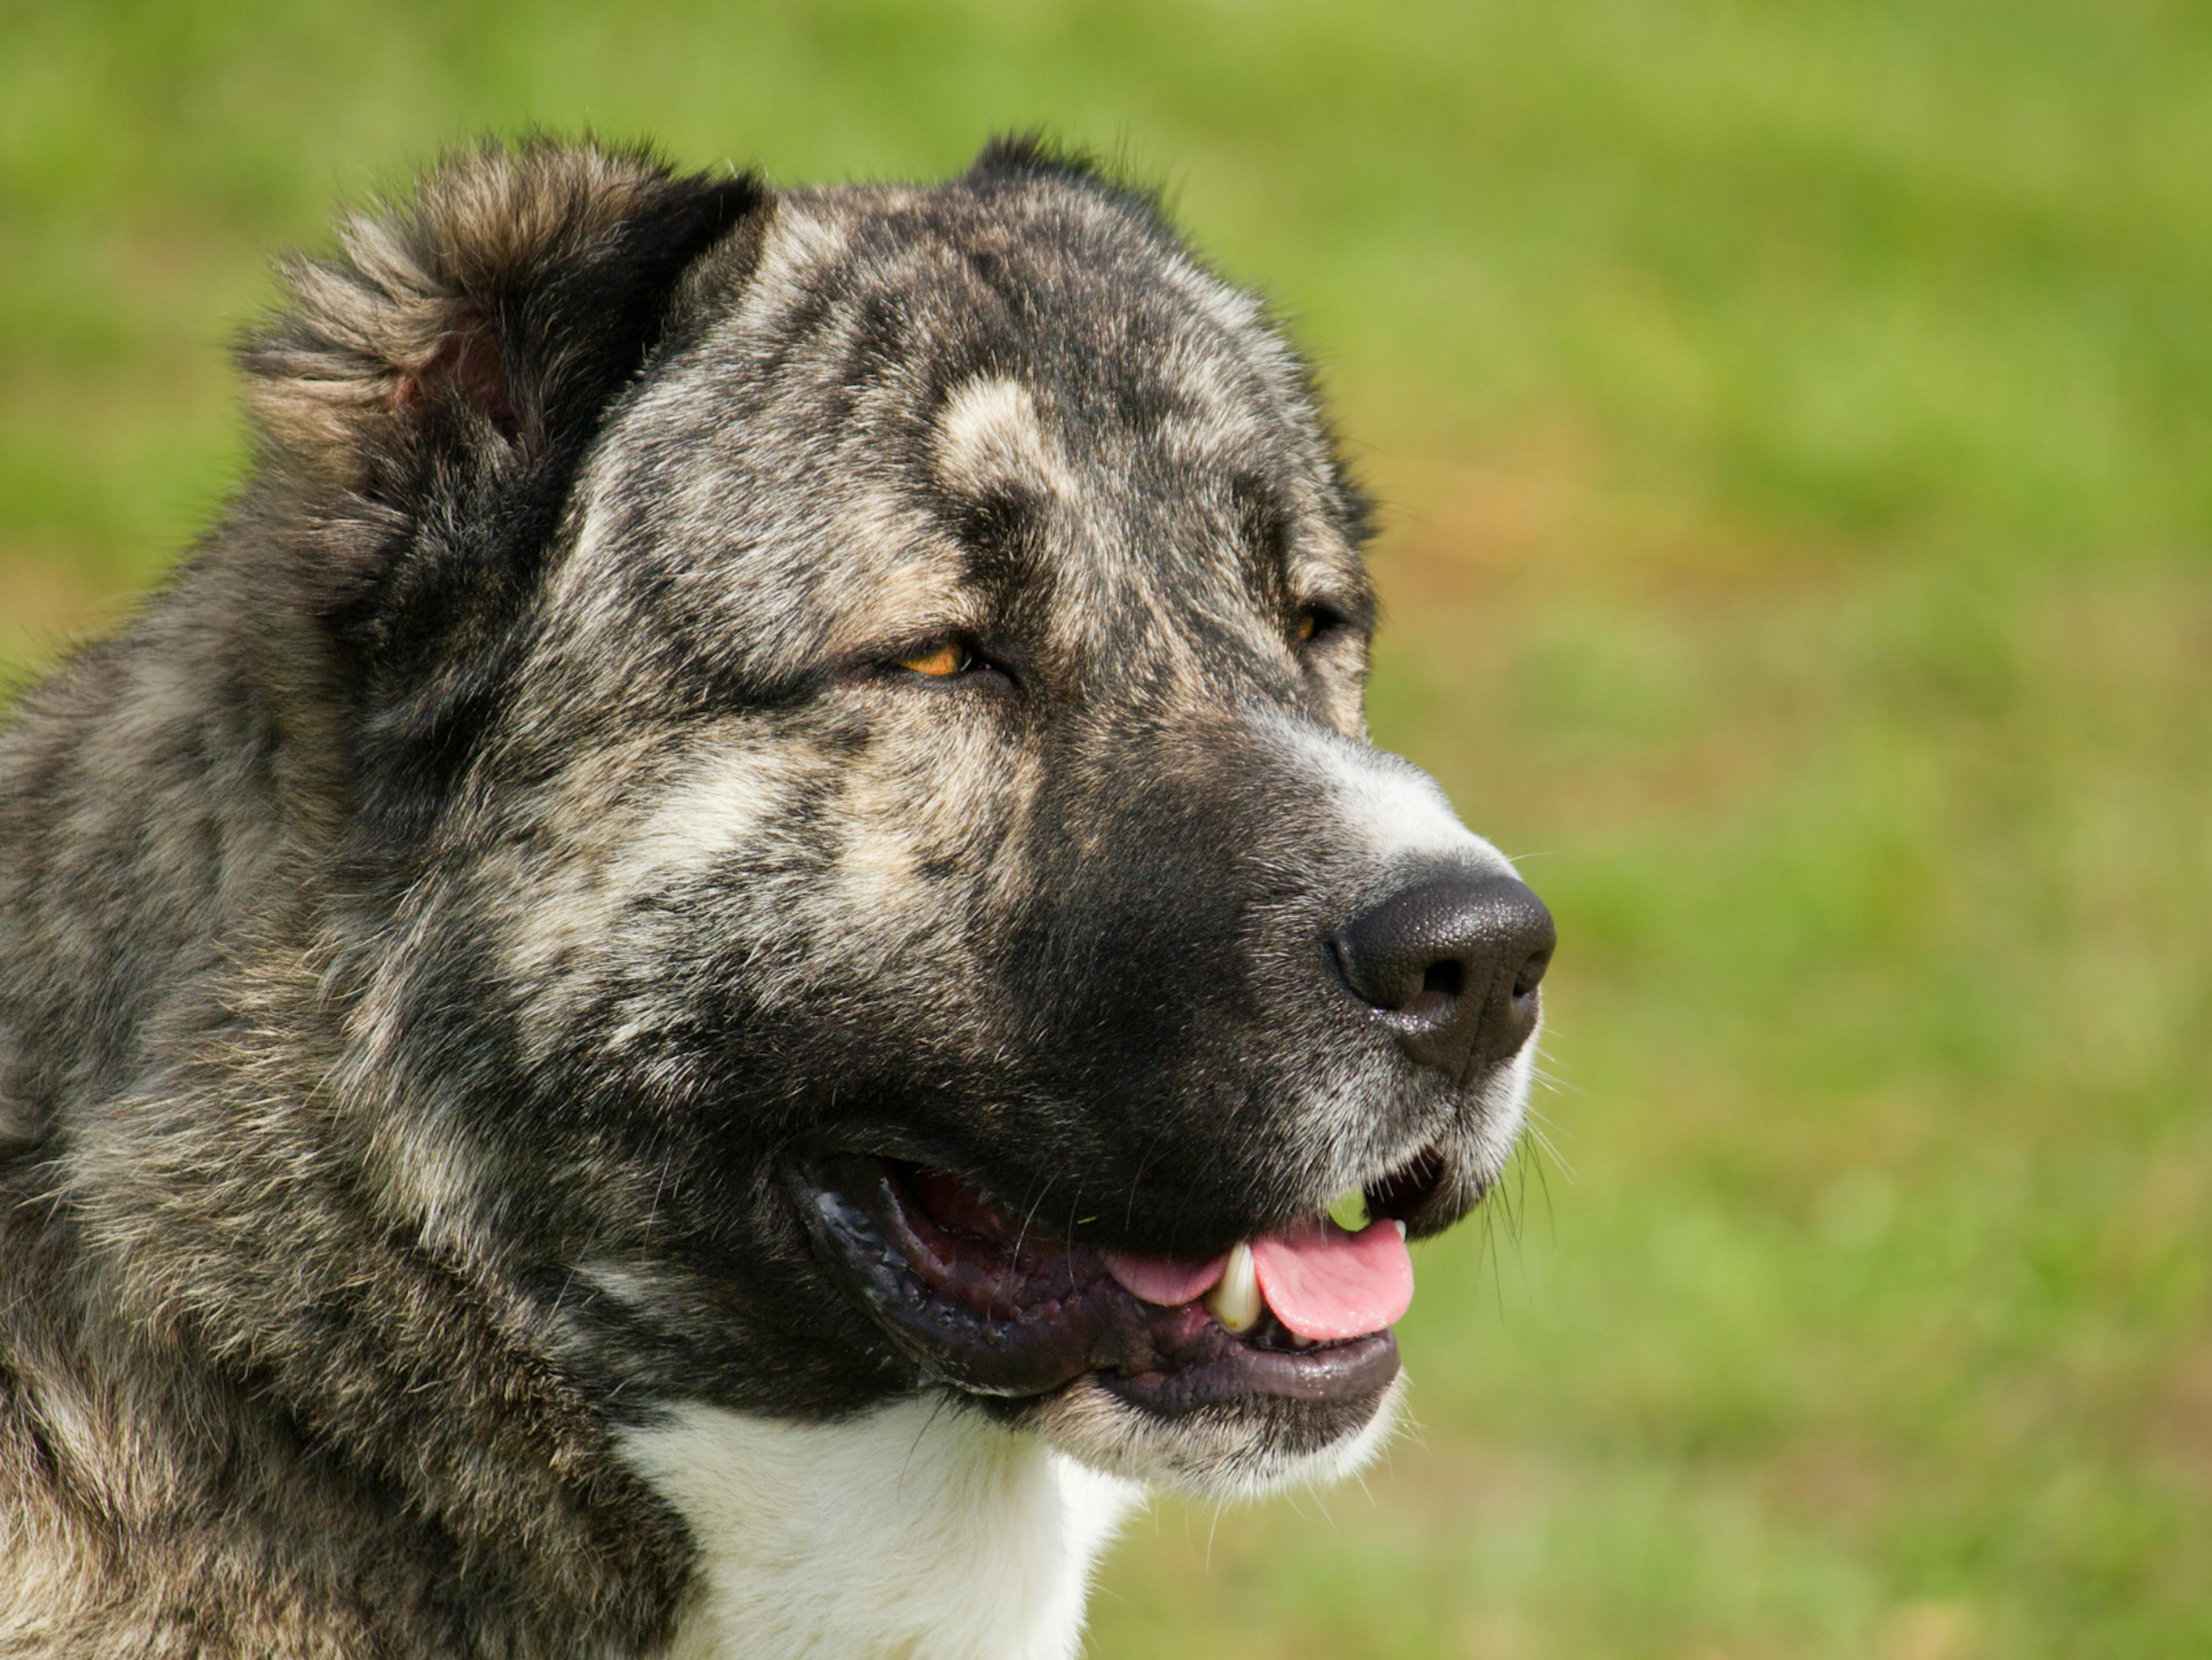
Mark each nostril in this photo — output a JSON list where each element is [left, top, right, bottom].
[[1421, 959, 1465, 1001], [1511, 943, 1552, 1001]]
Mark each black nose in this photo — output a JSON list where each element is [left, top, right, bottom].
[[1331, 869, 1555, 1082]]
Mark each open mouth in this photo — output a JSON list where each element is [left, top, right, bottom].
[[789, 1149, 1447, 1419]]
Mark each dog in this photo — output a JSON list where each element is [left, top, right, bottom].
[[0, 137, 1554, 1659]]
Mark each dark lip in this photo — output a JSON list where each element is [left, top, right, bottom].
[[787, 1154, 1401, 1416]]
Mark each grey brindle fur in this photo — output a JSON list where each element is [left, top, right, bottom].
[[0, 138, 1548, 1658]]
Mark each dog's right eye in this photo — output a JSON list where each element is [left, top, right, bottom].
[[896, 641, 973, 677]]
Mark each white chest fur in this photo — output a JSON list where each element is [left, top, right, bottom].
[[619, 1398, 1141, 1660]]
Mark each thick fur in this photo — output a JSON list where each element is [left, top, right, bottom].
[[0, 137, 1532, 1658]]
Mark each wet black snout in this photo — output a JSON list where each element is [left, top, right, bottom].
[[1332, 869, 1556, 1081]]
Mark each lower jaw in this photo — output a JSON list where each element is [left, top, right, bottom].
[[1000, 1363, 1408, 1500], [1093, 1331, 1399, 1419]]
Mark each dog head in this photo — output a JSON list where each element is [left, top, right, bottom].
[[253, 139, 1552, 1499]]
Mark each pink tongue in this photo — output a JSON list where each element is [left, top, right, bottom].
[[1251, 1221, 1414, 1341], [1101, 1249, 1227, 1308], [1102, 1221, 1414, 1343]]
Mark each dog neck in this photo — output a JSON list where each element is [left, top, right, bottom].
[[619, 1397, 1140, 1660]]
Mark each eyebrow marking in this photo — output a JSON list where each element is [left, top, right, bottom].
[[932, 376, 1075, 501]]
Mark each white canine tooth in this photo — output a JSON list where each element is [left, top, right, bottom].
[[1206, 1241, 1262, 1333], [1392, 1219, 1408, 1239]]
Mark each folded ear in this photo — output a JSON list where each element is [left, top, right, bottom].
[[240, 138, 766, 618]]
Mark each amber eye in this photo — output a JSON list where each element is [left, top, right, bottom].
[[895, 640, 973, 677], [1293, 607, 1323, 644]]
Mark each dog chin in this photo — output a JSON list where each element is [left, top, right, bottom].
[[1018, 1372, 1407, 1502]]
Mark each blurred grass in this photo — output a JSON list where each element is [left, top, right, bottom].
[[4, 2, 2207, 1655]]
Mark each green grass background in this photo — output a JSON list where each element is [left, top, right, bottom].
[[5, 2, 2207, 1654]]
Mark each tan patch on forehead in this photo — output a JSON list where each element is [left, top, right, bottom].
[[933, 376, 1075, 501]]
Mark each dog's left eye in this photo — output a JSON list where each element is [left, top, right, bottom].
[[1292, 604, 1342, 646], [894, 640, 976, 678]]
